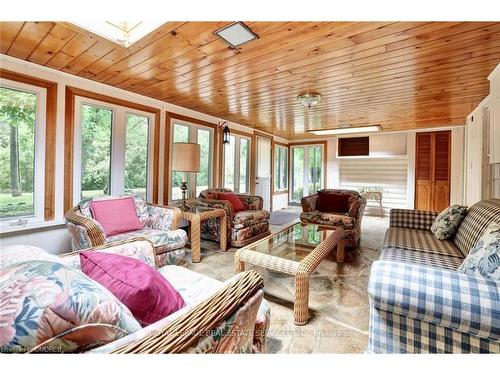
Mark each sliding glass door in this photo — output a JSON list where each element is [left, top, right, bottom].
[[223, 134, 251, 194], [290, 144, 324, 203]]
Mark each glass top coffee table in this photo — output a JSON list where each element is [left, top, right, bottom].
[[234, 223, 345, 325]]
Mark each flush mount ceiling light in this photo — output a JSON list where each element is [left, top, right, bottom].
[[297, 93, 322, 109], [73, 21, 164, 47], [214, 22, 258, 47], [307, 125, 382, 136]]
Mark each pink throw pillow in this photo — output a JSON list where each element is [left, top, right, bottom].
[[90, 197, 143, 236], [218, 192, 246, 212], [80, 251, 186, 327]]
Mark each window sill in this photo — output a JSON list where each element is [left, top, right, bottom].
[[0, 220, 66, 235]]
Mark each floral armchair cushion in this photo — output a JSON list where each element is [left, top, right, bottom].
[[0, 245, 141, 353], [301, 189, 365, 218], [199, 188, 264, 213], [78, 195, 171, 230]]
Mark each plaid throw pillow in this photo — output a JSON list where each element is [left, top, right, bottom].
[[430, 205, 468, 240], [457, 222, 500, 280]]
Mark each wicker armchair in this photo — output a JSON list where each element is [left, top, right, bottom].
[[300, 189, 366, 247], [197, 188, 271, 247], [61, 239, 270, 354], [65, 194, 188, 267], [1, 239, 270, 354]]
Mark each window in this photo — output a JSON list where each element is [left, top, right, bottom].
[[223, 134, 251, 194], [80, 104, 112, 199], [0, 80, 46, 224], [274, 145, 288, 192], [290, 144, 324, 203], [125, 113, 150, 196], [74, 97, 154, 203], [170, 121, 213, 201]]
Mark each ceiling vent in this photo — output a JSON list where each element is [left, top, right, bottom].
[[214, 22, 258, 47]]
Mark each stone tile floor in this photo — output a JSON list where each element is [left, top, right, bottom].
[[185, 213, 389, 353]]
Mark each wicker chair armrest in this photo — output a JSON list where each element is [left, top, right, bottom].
[[237, 194, 264, 211], [301, 194, 318, 212], [111, 270, 264, 353], [197, 198, 235, 219], [389, 208, 438, 231], [147, 204, 182, 230], [65, 206, 106, 247]]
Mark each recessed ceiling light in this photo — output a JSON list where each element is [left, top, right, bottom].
[[308, 125, 382, 135], [72, 21, 165, 47], [214, 22, 258, 47]]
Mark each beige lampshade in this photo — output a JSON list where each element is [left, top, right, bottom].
[[171, 142, 200, 172]]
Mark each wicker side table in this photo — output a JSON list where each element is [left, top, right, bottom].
[[234, 226, 345, 325], [181, 207, 227, 263]]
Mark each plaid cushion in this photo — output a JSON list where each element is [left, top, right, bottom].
[[368, 261, 500, 341], [389, 209, 438, 231], [380, 247, 464, 270], [454, 199, 500, 257], [383, 227, 462, 258], [368, 309, 500, 353]]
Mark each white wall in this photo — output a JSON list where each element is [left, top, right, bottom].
[[0, 54, 273, 254], [450, 127, 465, 205], [335, 133, 409, 215], [272, 193, 288, 211], [323, 130, 465, 214]]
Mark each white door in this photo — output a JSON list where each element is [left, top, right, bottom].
[[256, 136, 272, 211]]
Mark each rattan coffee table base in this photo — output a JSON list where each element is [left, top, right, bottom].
[[234, 227, 345, 325]]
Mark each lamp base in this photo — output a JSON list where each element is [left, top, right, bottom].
[[178, 181, 190, 212]]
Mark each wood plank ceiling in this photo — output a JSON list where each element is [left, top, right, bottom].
[[1, 21, 499, 139]]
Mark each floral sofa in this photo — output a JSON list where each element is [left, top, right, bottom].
[[300, 189, 367, 247], [367, 199, 500, 353], [197, 188, 271, 247], [0, 239, 270, 354], [65, 195, 188, 267]]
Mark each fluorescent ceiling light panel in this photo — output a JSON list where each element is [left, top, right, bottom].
[[215, 22, 258, 47], [308, 125, 382, 135], [73, 21, 164, 47]]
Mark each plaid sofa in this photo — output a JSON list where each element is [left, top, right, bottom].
[[367, 199, 500, 353], [300, 189, 367, 247]]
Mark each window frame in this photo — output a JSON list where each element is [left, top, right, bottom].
[[73, 95, 154, 204], [223, 133, 252, 194], [0, 78, 47, 226], [289, 143, 326, 203], [273, 144, 289, 193], [168, 118, 214, 202]]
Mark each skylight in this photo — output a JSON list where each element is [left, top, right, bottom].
[[73, 21, 165, 47]]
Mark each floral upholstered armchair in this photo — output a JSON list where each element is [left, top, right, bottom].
[[300, 189, 366, 247], [197, 188, 271, 247], [65, 195, 188, 267]]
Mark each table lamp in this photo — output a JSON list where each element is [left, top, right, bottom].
[[171, 142, 200, 212]]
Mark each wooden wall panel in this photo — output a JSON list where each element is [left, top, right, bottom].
[[338, 137, 369, 157]]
